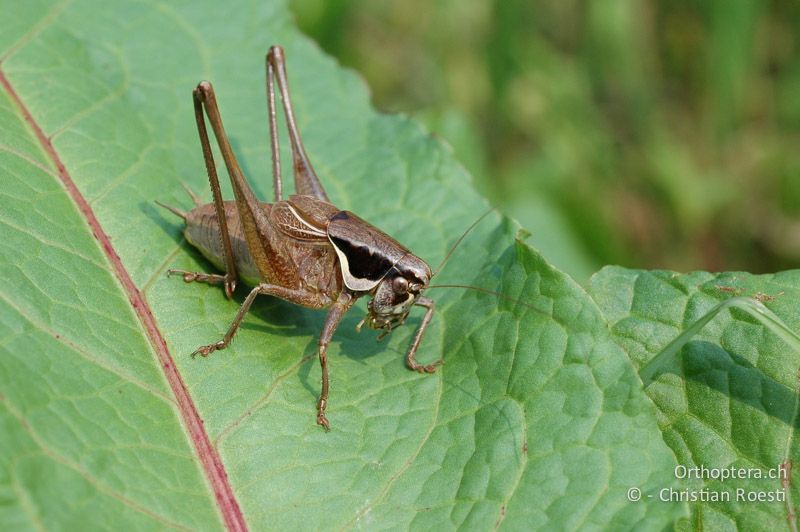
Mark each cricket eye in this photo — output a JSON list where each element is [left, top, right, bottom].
[[393, 276, 409, 293]]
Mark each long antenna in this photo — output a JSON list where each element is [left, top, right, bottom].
[[427, 283, 539, 313], [433, 208, 493, 277]]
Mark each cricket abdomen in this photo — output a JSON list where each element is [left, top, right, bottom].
[[183, 200, 343, 306], [184, 202, 264, 286]]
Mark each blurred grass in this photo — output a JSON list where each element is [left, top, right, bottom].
[[290, 0, 800, 282]]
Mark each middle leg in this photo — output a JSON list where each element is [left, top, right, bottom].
[[191, 284, 332, 357], [315, 291, 356, 430]]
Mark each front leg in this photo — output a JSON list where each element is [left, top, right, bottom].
[[316, 291, 356, 431], [405, 296, 441, 373]]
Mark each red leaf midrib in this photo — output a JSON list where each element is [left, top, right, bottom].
[[0, 67, 247, 532]]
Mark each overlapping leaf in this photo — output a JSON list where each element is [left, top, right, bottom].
[[590, 268, 800, 529]]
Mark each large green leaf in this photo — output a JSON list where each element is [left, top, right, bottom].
[[590, 267, 800, 529], [2, 0, 760, 530]]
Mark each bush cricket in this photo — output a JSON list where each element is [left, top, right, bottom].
[[160, 46, 445, 431]]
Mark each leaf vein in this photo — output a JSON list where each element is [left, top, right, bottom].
[[340, 316, 446, 530], [3, 399, 191, 530], [0, 0, 71, 64], [0, 65, 247, 531], [0, 291, 173, 402], [0, 142, 58, 178]]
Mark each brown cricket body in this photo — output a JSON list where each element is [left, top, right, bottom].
[[184, 199, 341, 304], [162, 45, 439, 431]]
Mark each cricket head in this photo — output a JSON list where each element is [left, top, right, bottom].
[[326, 210, 432, 334], [361, 255, 431, 333]]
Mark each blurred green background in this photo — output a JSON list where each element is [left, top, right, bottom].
[[290, 0, 800, 282]]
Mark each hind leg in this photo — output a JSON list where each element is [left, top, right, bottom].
[[266, 45, 329, 202]]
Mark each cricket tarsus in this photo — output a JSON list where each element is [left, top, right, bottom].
[[192, 340, 224, 358], [169, 45, 440, 431], [168, 268, 229, 286]]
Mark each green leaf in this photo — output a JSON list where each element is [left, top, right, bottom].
[[1, 0, 682, 529], [590, 267, 800, 529]]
